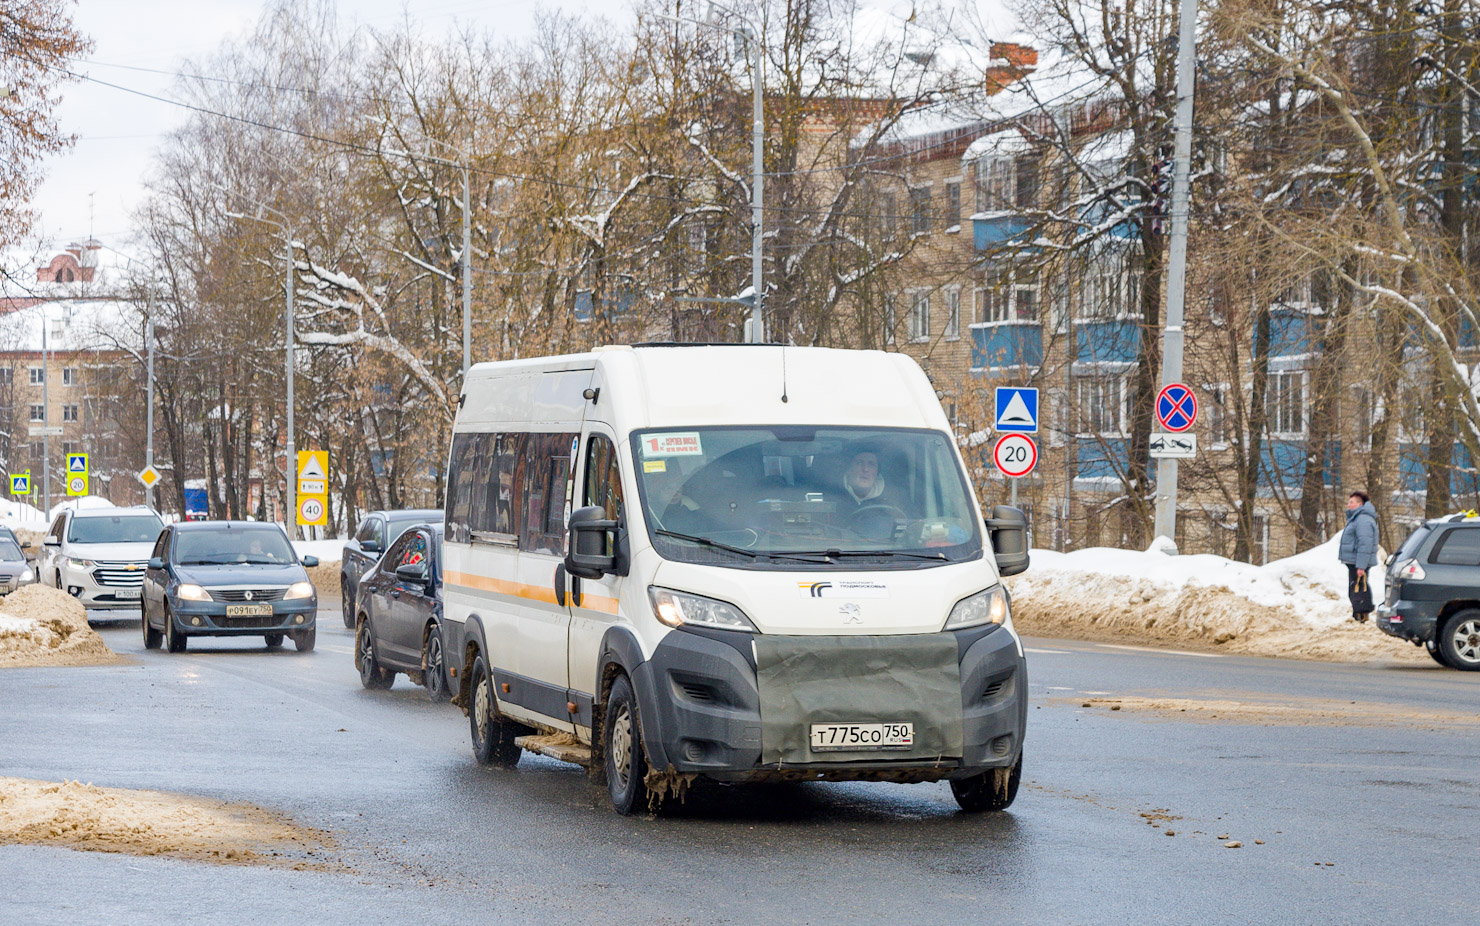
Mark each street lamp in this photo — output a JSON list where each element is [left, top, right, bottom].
[[213, 183, 298, 539], [655, 3, 765, 343]]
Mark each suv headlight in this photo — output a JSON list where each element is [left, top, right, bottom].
[[176, 583, 211, 601], [944, 586, 1010, 630], [649, 587, 757, 632], [285, 581, 315, 600], [61, 557, 97, 569]]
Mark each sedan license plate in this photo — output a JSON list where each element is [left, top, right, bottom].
[[225, 603, 274, 617], [809, 722, 914, 752]]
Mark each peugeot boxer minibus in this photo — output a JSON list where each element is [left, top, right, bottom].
[[439, 344, 1029, 814]]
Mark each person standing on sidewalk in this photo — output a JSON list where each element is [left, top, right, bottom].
[[1339, 490, 1379, 622]]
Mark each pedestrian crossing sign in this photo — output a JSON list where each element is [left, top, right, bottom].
[[10, 473, 30, 496]]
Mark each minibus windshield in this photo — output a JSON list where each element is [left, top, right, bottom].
[[632, 426, 982, 568]]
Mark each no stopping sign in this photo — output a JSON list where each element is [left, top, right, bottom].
[[993, 433, 1038, 478]]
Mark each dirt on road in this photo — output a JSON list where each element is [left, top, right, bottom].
[[0, 776, 337, 867]]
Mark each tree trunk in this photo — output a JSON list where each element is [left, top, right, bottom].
[[1298, 267, 1352, 543]]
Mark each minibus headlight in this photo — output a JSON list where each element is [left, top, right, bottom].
[[176, 583, 211, 602], [648, 587, 757, 632], [285, 581, 315, 600], [944, 586, 1010, 630]]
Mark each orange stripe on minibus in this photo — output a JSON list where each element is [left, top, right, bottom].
[[444, 570, 620, 616]]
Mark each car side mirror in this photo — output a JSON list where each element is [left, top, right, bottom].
[[43, 536, 58, 547], [395, 562, 428, 584], [21, 541, 31, 549], [565, 505, 628, 580], [302, 555, 319, 568], [985, 505, 1030, 578], [361, 539, 381, 553], [148, 557, 165, 570]]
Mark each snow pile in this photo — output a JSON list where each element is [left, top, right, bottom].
[[0, 584, 118, 668], [1007, 537, 1422, 663], [291, 539, 344, 564]]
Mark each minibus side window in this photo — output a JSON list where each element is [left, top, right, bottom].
[[445, 433, 480, 543], [521, 433, 577, 556], [494, 433, 523, 535], [584, 435, 624, 556]]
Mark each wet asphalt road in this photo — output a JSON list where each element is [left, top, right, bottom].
[[2, 602, 1478, 926]]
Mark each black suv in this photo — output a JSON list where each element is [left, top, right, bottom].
[[1378, 515, 1480, 670]]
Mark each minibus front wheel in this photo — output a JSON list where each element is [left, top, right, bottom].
[[604, 673, 655, 815], [950, 753, 1022, 812]]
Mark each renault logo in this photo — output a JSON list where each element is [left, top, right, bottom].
[[244, 590, 254, 601], [839, 603, 862, 624]]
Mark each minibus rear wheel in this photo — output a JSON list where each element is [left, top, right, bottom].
[[604, 674, 654, 815], [950, 753, 1022, 812], [469, 654, 522, 767]]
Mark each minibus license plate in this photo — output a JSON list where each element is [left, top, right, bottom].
[[226, 604, 273, 617], [809, 722, 913, 751]]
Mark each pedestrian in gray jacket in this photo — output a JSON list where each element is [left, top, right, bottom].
[[1339, 490, 1379, 622]]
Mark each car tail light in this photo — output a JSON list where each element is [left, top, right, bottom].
[[1396, 559, 1426, 581]]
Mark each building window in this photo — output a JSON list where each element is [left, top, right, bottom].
[[978, 268, 1039, 323], [946, 181, 961, 228], [1015, 154, 1041, 209], [0, 367, 11, 385], [909, 186, 932, 235], [62, 441, 76, 456], [1204, 383, 1230, 446], [1267, 371, 1306, 436], [945, 288, 961, 339], [62, 367, 77, 386], [909, 292, 931, 341], [1081, 252, 1142, 319], [29, 442, 42, 460], [1075, 374, 1124, 435], [62, 405, 78, 422], [976, 157, 1012, 212], [29, 367, 44, 385], [884, 295, 896, 346], [29, 405, 44, 422], [881, 193, 897, 240]]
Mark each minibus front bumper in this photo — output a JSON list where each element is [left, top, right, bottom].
[[630, 624, 1026, 782]]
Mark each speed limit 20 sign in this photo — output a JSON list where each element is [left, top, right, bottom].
[[993, 433, 1038, 478]]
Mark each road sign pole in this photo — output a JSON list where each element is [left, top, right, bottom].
[[146, 307, 156, 512], [1010, 477, 1018, 508], [1153, 0, 1198, 547]]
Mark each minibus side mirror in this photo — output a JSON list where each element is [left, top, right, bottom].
[[43, 536, 59, 547], [21, 540, 31, 549], [566, 506, 627, 580], [985, 505, 1030, 577]]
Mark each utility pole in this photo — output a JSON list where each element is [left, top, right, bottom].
[[146, 302, 156, 511], [41, 312, 50, 517], [462, 163, 472, 376], [1152, 0, 1198, 545], [284, 228, 296, 541], [746, 24, 764, 344]]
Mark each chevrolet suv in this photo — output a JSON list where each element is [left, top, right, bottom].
[[39, 506, 165, 615], [1378, 514, 1480, 670]]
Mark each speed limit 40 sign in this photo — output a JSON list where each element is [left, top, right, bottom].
[[993, 433, 1038, 478]]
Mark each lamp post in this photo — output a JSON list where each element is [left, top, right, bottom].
[[214, 184, 297, 538], [656, 5, 765, 343]]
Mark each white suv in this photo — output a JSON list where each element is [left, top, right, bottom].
[[40, 506, 165, 612]]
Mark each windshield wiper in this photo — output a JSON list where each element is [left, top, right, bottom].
[[654, 529, 765, 559], [782, 548, 950, 562]]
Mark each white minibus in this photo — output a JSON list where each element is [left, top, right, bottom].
[[441, 344, 1029, 814]]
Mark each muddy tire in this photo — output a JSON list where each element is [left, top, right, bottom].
[[264, 633, 284, 649], [1426, 636, 1452, 668], [951, 753, 1022, 812], [341, 576, 354, 629], [164, 606, 187, 653], [423, 624, 451, 703], [356, 618, 393, 688], [603, 673, 654, 815], [1438, 610, 1480, 671], [468, 654, 521, 767], [292, 623, 316, 652], [141, 603, 162, 650]]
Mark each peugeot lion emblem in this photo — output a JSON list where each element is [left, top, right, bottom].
[[839, 603, 862, 624], [244, 590, 254, 601]]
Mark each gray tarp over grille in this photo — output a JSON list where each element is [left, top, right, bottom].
[[754, 634, 964, 765]]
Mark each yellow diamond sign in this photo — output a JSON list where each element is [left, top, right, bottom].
[[138, 465, 161, 488]]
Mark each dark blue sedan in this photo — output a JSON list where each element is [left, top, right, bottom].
[[141, 521, 320, 653], [353, 522, 449, 700]]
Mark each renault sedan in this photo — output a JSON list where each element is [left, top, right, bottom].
[[141, 521, 320, 653]]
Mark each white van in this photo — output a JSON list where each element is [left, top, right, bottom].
[[441, 345, 1029, 814]]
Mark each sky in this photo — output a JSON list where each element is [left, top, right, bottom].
[[27, 0, 627, 261]]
